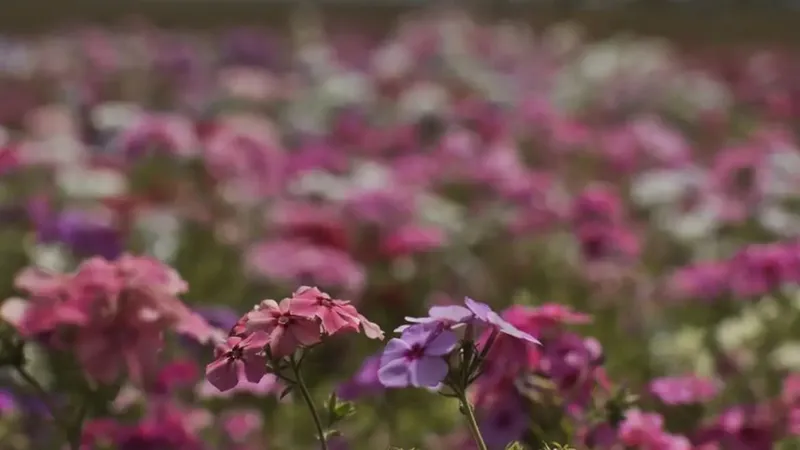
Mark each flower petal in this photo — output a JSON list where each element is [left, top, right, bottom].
[[377, 357, 411, 388], [409, 356, 449, 388], [424, 329, 458, 356], [381, 338, 411, 361], [206, 358, 239, 392]]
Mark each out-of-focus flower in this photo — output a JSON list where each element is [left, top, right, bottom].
[[649, 375, 720, 405]]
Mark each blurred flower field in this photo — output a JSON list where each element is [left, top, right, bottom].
[[1, 9, 800, 450]]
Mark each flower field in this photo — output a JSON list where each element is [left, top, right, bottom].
[[0, 9, 800, 450]]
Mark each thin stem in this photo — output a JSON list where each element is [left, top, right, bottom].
[[14, 366, 81, 450], [289, 354, 329, 450], [457, 390, 488, 450]]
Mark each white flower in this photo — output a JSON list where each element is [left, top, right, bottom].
[[136, 209, 182, 262], [629, 168, 704, 207], [716, 310, 765, 353], [771, 342, 800, 371], [30, 245, 68, 273], [56, 165, 128, 199], [398, 81, 450, 120], [91, 102, 143, 132], [320, 71, 373, 106]]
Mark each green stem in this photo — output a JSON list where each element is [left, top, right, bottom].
[[14, 366, 82, 450], [289, 355, 329, 450], [457, 390, 488, 450]]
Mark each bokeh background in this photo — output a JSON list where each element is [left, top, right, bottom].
[[2, 1, 800, 449]]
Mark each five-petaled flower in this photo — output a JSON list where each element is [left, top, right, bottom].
[[378, 323, 458, 388], [205, 332, 270, 392]]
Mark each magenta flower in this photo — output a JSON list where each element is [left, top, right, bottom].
[[378, 323, 457, 388], [205, 332, 270, 392], [246, 298, 322, 358]]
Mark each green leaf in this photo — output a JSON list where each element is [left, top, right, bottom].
[[505, 442, 525, 450], [325, 392, 356, 427]]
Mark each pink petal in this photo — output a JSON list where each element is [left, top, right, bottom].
[[269, 326, 299, 358], [291, 320, 322, 346], [358, 314, 384, 340], [245, 310, 277, 332], [243, 359, 267, 384], [287, 297, 319, 318], [320, 309, 357, 335], [241, 331, 271, 350], [206, 358, 240, 392]]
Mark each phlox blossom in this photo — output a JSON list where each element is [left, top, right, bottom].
[[205, 332, 270, 392]]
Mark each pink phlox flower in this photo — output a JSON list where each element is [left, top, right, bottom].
[[205, 332, 270, 392], [289, 286, 361, 336], [246, 298, 322, 358]]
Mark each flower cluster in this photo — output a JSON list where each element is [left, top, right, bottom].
[[0, 8, 799, 450], [2, 254, 214, 385], [207, 286, 383, 392]]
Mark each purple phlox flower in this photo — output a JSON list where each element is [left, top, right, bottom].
[[378, 323, 457, 388], [395, 298, 540, 346], [395, 304, 473, 333], [478, 395, 530, 449], [336, 353, 384, 400], [464, 297, 540, 345]]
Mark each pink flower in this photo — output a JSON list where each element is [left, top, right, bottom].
[[246, 298, 322, 358], [709, 146, 766, 223], [197, 373, 281, 399], [570, 185, 625, 226], [380, 225, 446, 257], [222, 410, 263, 443], [5, 254, 214, 385], [289, 286, 360, 336], [245, 240, 365, 295], [618, 409, 666, 446], [649, 375, 720, 405], [290, 286, 384, 339], [667, 261, 731, 302], [205, 332, 270, 392], [113, 113, 198, 160], [728, 242, 800, 298], [202, 124, 285, 201]]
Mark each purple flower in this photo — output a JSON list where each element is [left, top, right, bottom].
[[398, 298, 540, 345], [378, 323, 457, 388], [337, 354, 384, 400], [28, 199, 122, 260], [0, 390, 17, 414], [464, 297, 541, 345], [478, 395, 529, 449], [194, 306, 240, 332], [396, 304, 473, 332]]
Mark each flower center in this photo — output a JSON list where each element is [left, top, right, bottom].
[[278, 316, 291, 325], [404, 343, 425, 360], [317, 295, 333, 306], [230, 346, 244, 360]]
